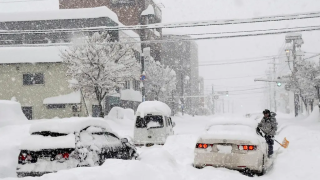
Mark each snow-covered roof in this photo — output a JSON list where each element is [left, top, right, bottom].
[[20, 134, 75, 151], [141, 5, 155, 16], [0, 6, 119, 23], [29, 118, 112, 134], [0, 100, 27, 122], [43, 91, 81, 105], [0, 46, 66, 64], [121, 89, 142, 102], [136, 101, 171, 117]]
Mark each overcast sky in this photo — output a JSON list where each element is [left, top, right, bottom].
[[1, 0, 320, 113]]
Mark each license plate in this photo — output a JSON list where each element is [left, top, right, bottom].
[[217, 145, 232, 154]]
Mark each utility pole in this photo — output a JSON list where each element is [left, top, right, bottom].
[[181, 73, 184, 116], [212, 85, 214, 114], [268, 58, 278, 112]]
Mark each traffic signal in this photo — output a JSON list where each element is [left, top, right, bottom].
[[277, 82, 282, 87]]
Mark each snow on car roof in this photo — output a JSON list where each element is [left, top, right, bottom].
[[20, 134, 75, 151], [29, 118, 112, 134], [136, 101, 171, 117]]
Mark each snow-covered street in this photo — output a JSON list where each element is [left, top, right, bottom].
[[1, 112, 320, 180]]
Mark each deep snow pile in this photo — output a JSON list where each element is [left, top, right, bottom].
[[108, 107, 135, 120], [0, 100, 27, 122]]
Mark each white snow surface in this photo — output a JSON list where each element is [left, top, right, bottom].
[[1, 113, 320, 180], [0, 46, 66, 64], [0, 6, 119, 23], [120, 89, 142, 102], [0, 100, 27, 122], [108, 107, 125, 120], [43, 91, 81, 104], [29, 118, 111, 134], [141, 5, 155, 16], [136, 101, 171, 117], [20, 134, 75, 151]]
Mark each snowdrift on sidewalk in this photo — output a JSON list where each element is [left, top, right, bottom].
[[0, 100, 27, 122]]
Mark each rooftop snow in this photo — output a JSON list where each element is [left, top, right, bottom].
[[29, 118, 112, 134], [43, 91, 81, 105], [20, 134, 75, 151], [0, 46, 66, 64], [136, 101, 171, 117], [120, 89, 142, 102], [141, 5, 155, 16], [0, 6, 119, 23]]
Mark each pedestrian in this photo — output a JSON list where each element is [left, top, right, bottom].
[[256, 109, 278, 158]]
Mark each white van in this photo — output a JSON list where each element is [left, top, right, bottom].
[[133, 101, 175, 146]]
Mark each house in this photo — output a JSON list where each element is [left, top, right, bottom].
[[0, 7, 142, 120], [59, 0, 163, 62]]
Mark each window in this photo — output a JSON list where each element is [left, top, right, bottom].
[[111, 0, 135, 5], [72, 105, 81, 112], [22, 107, 32, 120], [47, 104, 66, 109], [124, 81, 131, 89], [133, 80, 140, 91], [23, 73, 44, 85], [135, 115, 164, 128]]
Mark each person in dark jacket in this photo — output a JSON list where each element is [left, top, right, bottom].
[[256, 109, 278, 158]]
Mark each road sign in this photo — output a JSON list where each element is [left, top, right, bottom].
[[140, 75, 146, 81]]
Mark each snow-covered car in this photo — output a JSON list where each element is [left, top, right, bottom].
[[16, 118, 138, 177], [193, 119, 271, 175], [134, 101, 175, 146]]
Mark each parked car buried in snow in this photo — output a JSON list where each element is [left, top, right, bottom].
[[193, 119, 271, 175], [134, 101, 175, 146], [16, 118, 138, 177]]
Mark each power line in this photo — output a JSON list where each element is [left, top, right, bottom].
[[204, 74, 266, 80], [200, 55, 285, 63], [0, 0, 46, 3], [1, 11, 320, 32], [199, 56, 286, 66], [229, 87, 267, 92]]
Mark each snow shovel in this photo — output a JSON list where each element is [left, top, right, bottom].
[[258, 128, 289, 149], [274, 138, 289, 149]]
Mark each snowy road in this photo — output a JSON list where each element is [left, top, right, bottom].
[[1, 113, 320, 180]]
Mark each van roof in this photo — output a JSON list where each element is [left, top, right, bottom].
[[136, 101, 171, 117]]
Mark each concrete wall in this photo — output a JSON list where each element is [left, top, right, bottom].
[[0, 63, 86, 119]]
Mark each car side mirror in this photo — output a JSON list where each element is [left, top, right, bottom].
[[172, 122, 176, 127], [121, 138, 129, 143]]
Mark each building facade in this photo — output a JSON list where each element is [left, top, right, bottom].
[[161, 34, 201, 115], [0, 7, 142, 119], [59, 0, 163, 62]]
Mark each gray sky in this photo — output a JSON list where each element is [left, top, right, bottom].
[[1, 0, 320, 113]]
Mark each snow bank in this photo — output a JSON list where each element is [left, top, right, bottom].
[[20, 134, 75, 151], [0, 124, 31, 178], [123, 109, 135, 120], [141, 5, 155, 16], [0, 6, 119, 23], [108, 107, 125, 120], [120, 89, 142, 102], [304, 108, 320, 122], [43, 91, 81, 104], [0, 100, 27, 122], [0, 46, 66, 64], [136, 101, 171, 117], [29, 118, 111, 134]]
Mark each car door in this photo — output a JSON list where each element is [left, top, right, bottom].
[[168, 117, 174, 135]]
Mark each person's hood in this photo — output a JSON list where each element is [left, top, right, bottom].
[[270, 112, 277, 117]]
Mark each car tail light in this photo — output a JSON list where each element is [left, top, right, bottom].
[[55, 153, 69, 160], [63, 153, 69, 159], [19, 153, 27, 161], [196, 143, 210, 149], [238, 145, 256, 151]]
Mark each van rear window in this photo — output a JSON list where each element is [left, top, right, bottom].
[[136, 116, 164, 128]]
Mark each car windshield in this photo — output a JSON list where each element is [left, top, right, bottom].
[[135, 115, 164, 128], [31, 131, 68, 137]]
